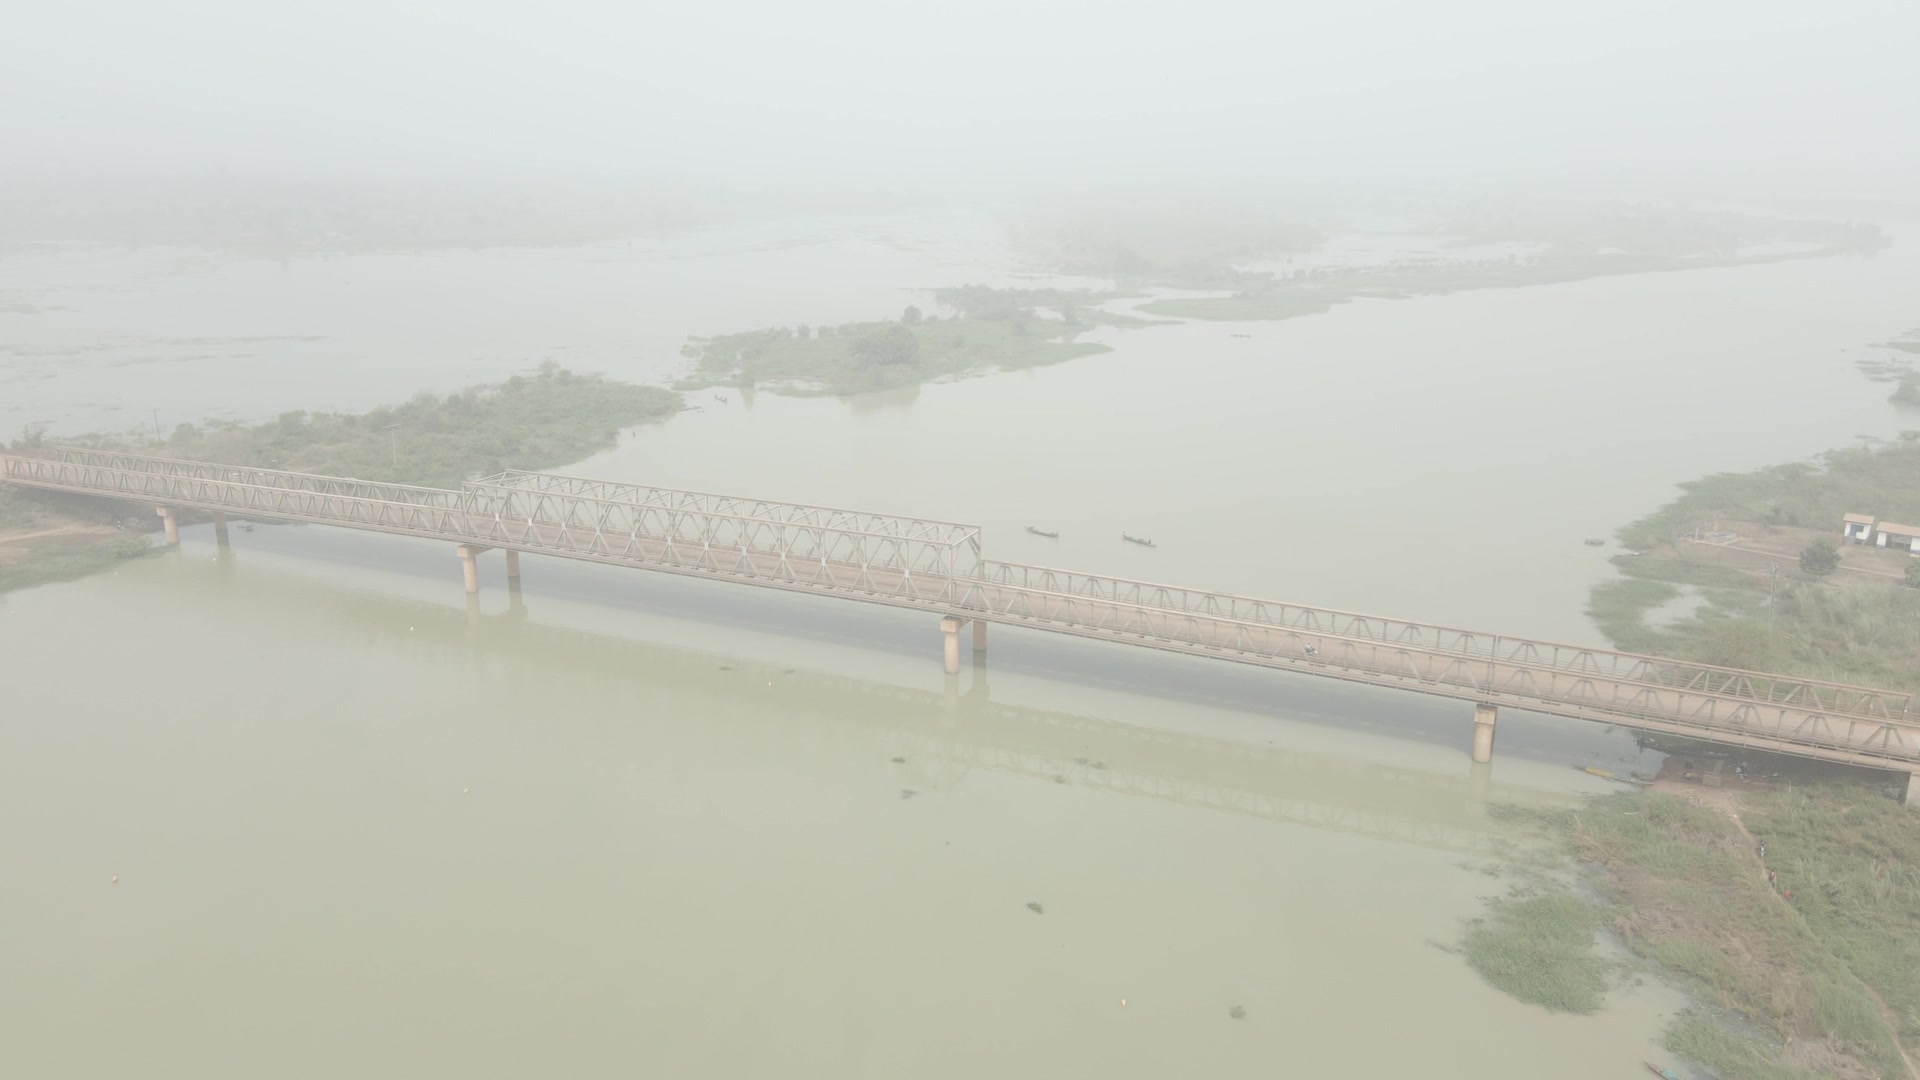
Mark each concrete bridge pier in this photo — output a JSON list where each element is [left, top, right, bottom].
[[456, 544, 488, 594], [155, 506, 179, 545], [939, 616, 988, 674], [1905, 771, 1919, 808], [505, 549, 521, 581], [941, 616, 967, 674], [1471, 703, 1498, 764], [212, 511, 230, 547]]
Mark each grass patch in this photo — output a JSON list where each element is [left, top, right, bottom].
[[0, 533, 151, 593], [1589, 437, 1920, 693], [1616, 440, 1920, 553], [1478, 792, 1909, 1079], [141, 363, 679, 488], [1745, 785, 1920, 1050], [1463, 887, 1610, 1012]]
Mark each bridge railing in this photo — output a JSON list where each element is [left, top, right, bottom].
[[978, 560, 1913, 722], [7, 450, 482, 536], [35, 447, 472, 510], [474, 469, 984, 546]]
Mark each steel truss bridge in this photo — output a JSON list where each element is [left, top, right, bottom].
[[7, 446, 1919, 774]]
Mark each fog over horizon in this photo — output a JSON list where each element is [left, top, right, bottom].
[[6, 0, 1918, 207]]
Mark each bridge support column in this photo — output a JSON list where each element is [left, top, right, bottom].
[[940, 616, 965, 674], [155, 506, 179, 545], [1905, 771, 1919, 808], [973, 619, 987, 654], [504, 549, 521, 581], [212, 511, 229, 547], [456, 544, 486, 595], [1471, 703, 1498, 764]]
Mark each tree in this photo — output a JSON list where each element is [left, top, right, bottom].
[[1799, 539, 1839, 579], [902, 305, 923, 324], [1905, 562, 1920, 589], [796, 325, 810, 339], [850, 324, 920, 367]]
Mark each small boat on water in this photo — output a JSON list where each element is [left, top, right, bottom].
[[1644, 1064, 1682, 1080], [1122, 533, 1156, 548], [1584, 538, 1606, 546], [1026, 526, 1060, 539]]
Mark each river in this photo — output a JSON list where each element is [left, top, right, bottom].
[[3, 208, 1916, 1077]]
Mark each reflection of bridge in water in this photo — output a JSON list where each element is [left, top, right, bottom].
[[176, 551, 1580, 856], [14, 445, 1914, 790]]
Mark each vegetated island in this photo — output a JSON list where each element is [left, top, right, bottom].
[[674, 286, 1148, 395], [0, 364, 679, 593], [1011, 198, 1889, 322]]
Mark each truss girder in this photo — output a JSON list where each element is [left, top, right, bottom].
[[979, 561, 1912, 721]]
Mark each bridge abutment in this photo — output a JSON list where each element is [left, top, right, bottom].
[[1472, 703, 1498, 763], [155, 506, 179, 545]]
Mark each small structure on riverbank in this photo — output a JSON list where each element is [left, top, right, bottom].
[[1873, 520, 1920, 555], [1842, 512, 1876, 543]]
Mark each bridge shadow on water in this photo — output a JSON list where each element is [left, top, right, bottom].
[[151, 524, 1632, 854]]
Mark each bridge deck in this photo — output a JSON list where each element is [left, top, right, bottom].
[[7, 447, 1917, 770]]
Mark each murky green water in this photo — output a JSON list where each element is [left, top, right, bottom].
[[2, 540, 1682, 1078]]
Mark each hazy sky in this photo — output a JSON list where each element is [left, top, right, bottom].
[[6, 0, 1916, 197]]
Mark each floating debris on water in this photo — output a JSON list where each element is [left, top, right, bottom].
[[1053, 775, 1067, 784], [1090, 761, 1107, 770], [717, 665, 732, 671], [900, 789, 918, 800], [1026, 902, 1044, 914], [1229, 1005, 1246, 1020], [891, 756, 906, 764], [1074, 757, 1089, 765]]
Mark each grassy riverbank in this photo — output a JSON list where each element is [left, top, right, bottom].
[[0, 490, 153, 593], [1586, 437, 1920, 693], [678, 288, 1130, 395], [1468, 789, 1916, 1079]]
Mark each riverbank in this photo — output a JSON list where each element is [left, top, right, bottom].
[[1465, 780, 1919, 1080], [1586, 436, 1920, 693], [0, 490, 152, 593]]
